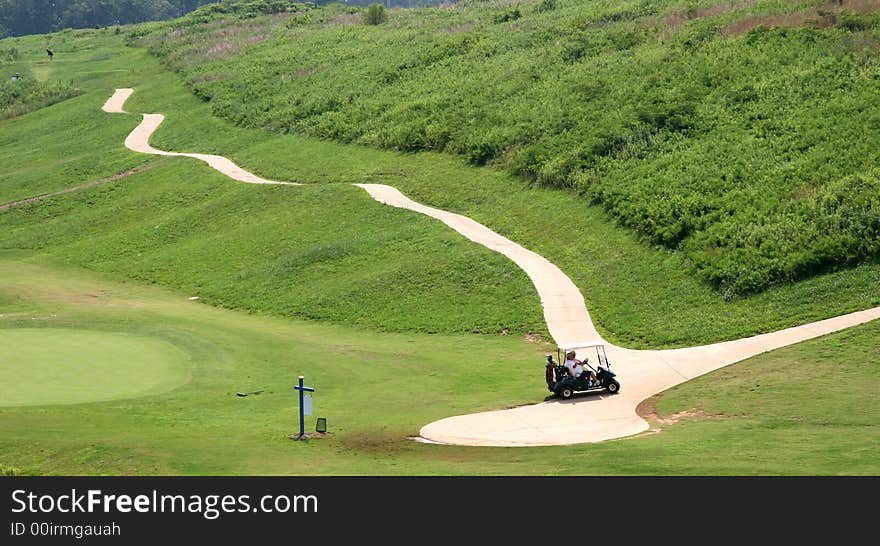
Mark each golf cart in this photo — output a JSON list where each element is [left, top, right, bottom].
[[545, 341, 620, 399]]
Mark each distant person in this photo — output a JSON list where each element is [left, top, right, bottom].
[[46, 48, 53, 61]]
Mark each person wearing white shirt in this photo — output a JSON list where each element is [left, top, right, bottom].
[[564, 350, 598, 386], [563, 351, 580, 378]]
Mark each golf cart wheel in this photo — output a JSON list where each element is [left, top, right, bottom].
[[558, 387, 574, 400], [606, 381, 620, 394]]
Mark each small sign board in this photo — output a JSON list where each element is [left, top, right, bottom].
[[303, 394, 313, 416]]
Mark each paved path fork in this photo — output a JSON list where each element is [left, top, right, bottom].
[[103, 88, 880, 446]]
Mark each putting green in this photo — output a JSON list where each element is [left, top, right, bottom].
[[0, 328, 192, 406]]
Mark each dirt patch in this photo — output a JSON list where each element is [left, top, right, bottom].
[[722, 0, 880, 37], [437, 23, 474, 34], [204, 34, 269, 61], [339, 429, 410, 453], [653, 0, 757, 40], [655, 408, 711, 425], [636, 395, 747, 433], [523, 332, 547, 343], [282, 67, 317, 80], [652, 0, 879, 40], [0, 163, 156, 212], [288, 432, 333, 440], [325, 13, 361, 28], [723, 11, 823, 37], [487, 0, 538, 7], [190, 73, 232, 84]]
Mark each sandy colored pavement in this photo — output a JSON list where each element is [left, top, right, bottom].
[[105, 89, 880, 446], [104, 90, 296, 186], [355, 183, 601, 345], [420, 307, 880, 446], [101, 88, 133, 113]]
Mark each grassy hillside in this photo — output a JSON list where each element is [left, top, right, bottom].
[[1, 29, 878, 346], [137, 0, 880, 296], [0, 29, 159, 203], [1, 160, 544, 334]]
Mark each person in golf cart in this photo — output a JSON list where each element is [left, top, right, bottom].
[[563, 350, 598, 386]]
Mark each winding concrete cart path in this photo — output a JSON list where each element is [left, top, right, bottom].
[[103, 88, 880, 446], [103, 90, 297, 186]]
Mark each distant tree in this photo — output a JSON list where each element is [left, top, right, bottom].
[[0, 0, 211, 37], [362, 3, 387, 25], [0, 1, 450, 37]]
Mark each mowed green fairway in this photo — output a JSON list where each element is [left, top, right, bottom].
[[0, 254, 550, 475], [0, 328, 191, 406], [0, 254, 877, 476]]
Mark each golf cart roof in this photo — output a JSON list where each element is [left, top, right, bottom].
[[558, 341, 606, 351]]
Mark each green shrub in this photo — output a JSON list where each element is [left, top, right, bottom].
[[493, 8, 522, 24], [0, 75, 82, 120], [535, 0, 558, 14], [0, 47, 18, 61], [362, 4, 388, 26]]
